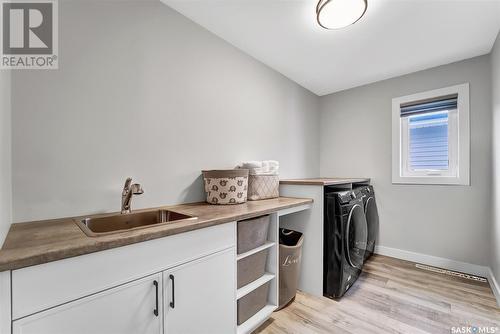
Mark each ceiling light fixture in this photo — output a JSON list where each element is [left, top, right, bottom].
[[316, 0, 367, 30]]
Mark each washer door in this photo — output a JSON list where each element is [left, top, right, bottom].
[[345, 204, 368, 269], [365, 197, 379, 225], [365, 197, 379, 240]]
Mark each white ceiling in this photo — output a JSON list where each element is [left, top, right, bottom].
[[161, 0, 500, 96]]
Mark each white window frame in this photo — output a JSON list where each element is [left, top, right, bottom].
[[392, 83, 470, 185], [401, 110, 458, 177]]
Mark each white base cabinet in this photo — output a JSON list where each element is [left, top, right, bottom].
[[8, 223, 237, 334], [12, 249, 236, 334], [164, 249, 236, 334], [13, 273, 163, 334]]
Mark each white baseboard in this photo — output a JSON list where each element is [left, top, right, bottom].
[[374, 245, 500, 306], [487, 268, 500, 306], [374, 245, 489, 276]]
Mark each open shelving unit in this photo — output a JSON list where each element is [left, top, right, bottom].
[[236, 242, 275, 261], [236, 273, 274, 300], [236, 212, 279, 334], [236, 304, 276, 334]]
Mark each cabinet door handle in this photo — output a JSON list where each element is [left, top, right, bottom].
[[153, 280, 159, 317], [169, 274, 175, 309]]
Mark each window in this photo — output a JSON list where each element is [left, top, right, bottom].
[[392, 83, 470, 185]]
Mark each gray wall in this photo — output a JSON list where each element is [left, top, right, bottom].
[[491, 33, 500, 282], [0, 71, 11, 246], [11, 1, 319, 222], [319, 56, 492, 266]]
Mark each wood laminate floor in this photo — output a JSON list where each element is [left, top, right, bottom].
[[255, 255, 500, 334]]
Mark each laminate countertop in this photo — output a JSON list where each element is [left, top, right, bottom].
[[280, 178, 370, 186], [0, 197, 312, 271]]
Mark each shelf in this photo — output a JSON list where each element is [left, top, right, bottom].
[[237, 273, 275, 300], [237, 242, 275, 261], [235, 213, 279, 333], [237, 304, 277, 334]]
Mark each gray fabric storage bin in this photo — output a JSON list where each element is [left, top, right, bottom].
[[237, 282, 270, 325], [237, 249, 268, 288], [237, 215, 270, 254]]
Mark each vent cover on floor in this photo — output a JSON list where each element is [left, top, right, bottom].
[[415, 264, 487, 283]]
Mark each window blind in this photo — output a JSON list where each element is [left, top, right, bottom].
[[400, 94, 457, 117]]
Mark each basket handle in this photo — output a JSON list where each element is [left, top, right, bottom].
[[281, 229, 294, 236]]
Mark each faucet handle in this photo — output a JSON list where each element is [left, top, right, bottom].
[[131, 184, 144, 195]]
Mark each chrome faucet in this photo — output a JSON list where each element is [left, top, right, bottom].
[[121, 177, 144, 214]]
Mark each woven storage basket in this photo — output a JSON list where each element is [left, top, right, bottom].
[[248, 174, 279, 201], [202, 169, 249, 205]]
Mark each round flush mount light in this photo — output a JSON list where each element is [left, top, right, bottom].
[[316, 0, 367, 30]]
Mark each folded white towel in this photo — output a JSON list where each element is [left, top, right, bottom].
[[268, 167, 279, 174], [249, 167, 277, 176], [267, 160, 279, 169], [251, 170, 278, 176], [261, 161, 270, 171], [239, 161, 263, 169], [237, 160, 279, 175]]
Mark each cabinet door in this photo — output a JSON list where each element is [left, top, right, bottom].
[[13, 273, 162, 334], [164, 248, 235, 334]]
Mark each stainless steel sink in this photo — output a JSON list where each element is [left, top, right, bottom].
[[76, 210, 197, 237]]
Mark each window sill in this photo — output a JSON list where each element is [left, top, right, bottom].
[[392, 175, 469, 186]]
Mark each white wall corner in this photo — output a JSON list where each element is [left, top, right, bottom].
[[0, 69, 12, 247], [490, 24, 500, 309]]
